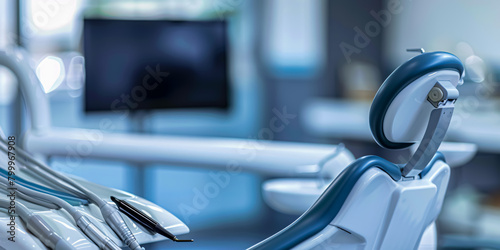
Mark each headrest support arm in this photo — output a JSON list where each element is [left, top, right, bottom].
[[402, 81, 457, 177]]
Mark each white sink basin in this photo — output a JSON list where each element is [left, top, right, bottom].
[[263, 178, 328, 215]]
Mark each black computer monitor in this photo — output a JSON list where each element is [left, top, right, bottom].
[[83, 19, 229, 112]]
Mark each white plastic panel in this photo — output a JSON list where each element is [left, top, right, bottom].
[[383, 70, 460, 143], [418, 223, 437, 250], [294, 160, 451, 249]]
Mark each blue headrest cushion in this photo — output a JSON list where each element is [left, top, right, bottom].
[[369, 52, 464, 149]]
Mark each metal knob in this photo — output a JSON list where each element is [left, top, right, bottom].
[[428, 87, 444, 102]]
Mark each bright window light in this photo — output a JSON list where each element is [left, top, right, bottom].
[[36, 56, 65, 93]]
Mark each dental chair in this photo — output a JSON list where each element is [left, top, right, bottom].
[[250, 51, 465, 249], [0, 47, 466, 249]]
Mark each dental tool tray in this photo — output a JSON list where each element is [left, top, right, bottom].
[[0, 156, 189, 249]]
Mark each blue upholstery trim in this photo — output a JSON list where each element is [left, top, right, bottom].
[[248, 156, 401, 250], [0, 168, 89, 205], [369, 52, 464, 149], [419, 151, 446, 178]]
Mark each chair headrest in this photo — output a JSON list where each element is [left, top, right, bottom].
[[369, 52, 464, 149]]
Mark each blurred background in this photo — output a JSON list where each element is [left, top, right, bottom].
[[1, 0, 500, 249]]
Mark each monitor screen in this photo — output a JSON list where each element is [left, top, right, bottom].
[[83, 19, 229, 112]]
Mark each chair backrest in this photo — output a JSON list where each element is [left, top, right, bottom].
[[312, 154, 449, 249], [250, 153, 449, 250]]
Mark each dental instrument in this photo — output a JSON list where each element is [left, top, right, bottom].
[[0, 133, 143, 250], [250, 50, 465, 249], [0, 199, 75, 250], [111, 196, 193, 243], [0, 176, 121, 250]]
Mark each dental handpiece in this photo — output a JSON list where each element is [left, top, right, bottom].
[[0, 199, 75, 250]]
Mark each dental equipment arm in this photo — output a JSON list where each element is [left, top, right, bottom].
[[0, 50, 50, 132], [0, 199, 75, 250], [0, 177, 121, 250], [23, 129, 354, 177], [0, 132, 143, 250]]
